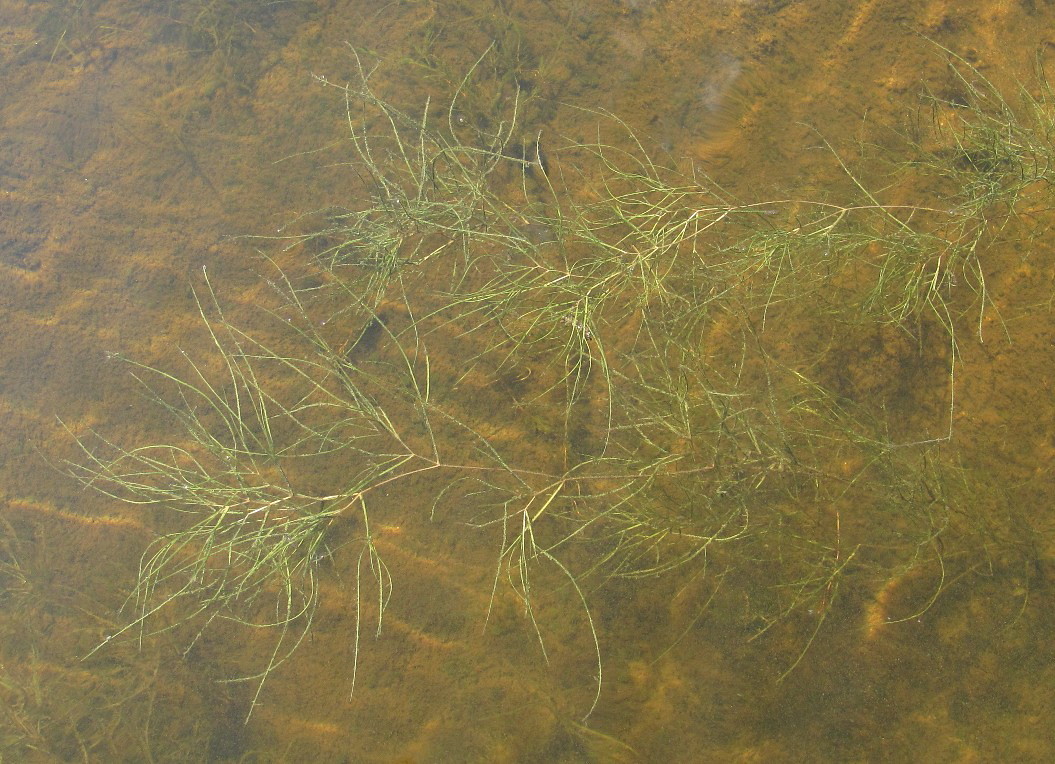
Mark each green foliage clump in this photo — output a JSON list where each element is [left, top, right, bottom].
[[63, 43, 1054, 720]]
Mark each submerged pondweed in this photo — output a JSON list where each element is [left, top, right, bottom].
[[63, 42, 1051, 722]]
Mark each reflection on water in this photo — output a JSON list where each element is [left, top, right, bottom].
[[1, 0, 1055, 760]]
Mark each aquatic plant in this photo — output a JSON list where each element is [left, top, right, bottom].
[[62, 43, 1040, 721]]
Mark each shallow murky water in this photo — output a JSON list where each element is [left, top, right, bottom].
[[2, 0, 1055, 760]]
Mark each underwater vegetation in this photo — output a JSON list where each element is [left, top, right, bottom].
[[60, 42, 1054, 721]]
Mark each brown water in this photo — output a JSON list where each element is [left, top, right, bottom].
[[2, 0, 1055, 760]]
